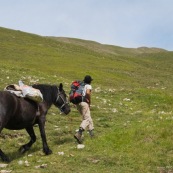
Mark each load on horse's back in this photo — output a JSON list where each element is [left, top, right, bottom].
[[4, 80, 43, 103], [0, 82, 70, 162]]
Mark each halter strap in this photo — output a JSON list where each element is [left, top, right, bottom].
[[56, 89, 69, 111]]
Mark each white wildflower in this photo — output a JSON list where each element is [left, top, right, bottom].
[[161, 87, 166, 90], [112, 108, 118, 113], [95, 87, 101, 93], [123, 98, 131, 101], [55, 128, 61, 131], [108, 89, 115, 92], [0, 164, 8, 168], [103, 99, 107, 104], [58, 151, 64, 155], [158, 111, 166, 115], [0, 170, 12, 173], [25, 160, 29, 167], [18, 160, 23, 165], [77, 144, 85, 149]]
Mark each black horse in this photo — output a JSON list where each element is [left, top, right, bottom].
[[0, 83, 70, 162]]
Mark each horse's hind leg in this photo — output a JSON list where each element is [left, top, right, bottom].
[[0, 127, 10, 162], [0, 128, 9, 162], [19, 126, 36, 153]]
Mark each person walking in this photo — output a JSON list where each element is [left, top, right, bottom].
[[74, 75, 94, 144]]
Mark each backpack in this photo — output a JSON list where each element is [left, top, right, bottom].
[[69, 80, 86, 104]]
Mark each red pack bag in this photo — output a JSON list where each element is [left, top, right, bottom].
[[69, 81, 85, 104]]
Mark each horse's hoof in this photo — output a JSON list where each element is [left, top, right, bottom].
[[2, 156, 10, 163], [0, 150, 10, 163], [44, 149, 52, 155]]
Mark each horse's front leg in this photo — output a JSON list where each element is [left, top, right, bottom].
[[38, 115, 52, 155], [19, 126, 36, 153]]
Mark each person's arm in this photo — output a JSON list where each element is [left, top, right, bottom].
[[85, 89, 91, 106]]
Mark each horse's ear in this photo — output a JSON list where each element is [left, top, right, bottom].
[[59, 83, 63, 91]]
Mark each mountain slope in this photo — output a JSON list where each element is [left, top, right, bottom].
[[49, 36, 167, 56], [0, 27, 171, 88]]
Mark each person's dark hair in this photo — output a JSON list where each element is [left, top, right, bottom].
[[83, 75, 93, 84]]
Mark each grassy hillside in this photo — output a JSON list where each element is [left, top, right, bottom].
[[1, 26, 173, 172]]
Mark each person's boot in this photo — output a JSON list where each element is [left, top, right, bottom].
[[74, 127, 84, 144], [88, 130, 94, 138]]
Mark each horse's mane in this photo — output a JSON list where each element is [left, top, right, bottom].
[[32, 84, 58, 103]]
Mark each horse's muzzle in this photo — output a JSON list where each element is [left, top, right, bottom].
[[60, 106, 71, 115], [64, 108, 71, 115]]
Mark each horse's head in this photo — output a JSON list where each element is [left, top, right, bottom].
[[54, 83, 71, 115]]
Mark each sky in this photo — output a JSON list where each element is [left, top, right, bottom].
[[0, 0, 173, 51]]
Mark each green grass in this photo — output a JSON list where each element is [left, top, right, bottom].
[[1, 26, 173, 172]]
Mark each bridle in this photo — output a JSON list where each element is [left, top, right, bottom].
[[55, 89, 69, 112]]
